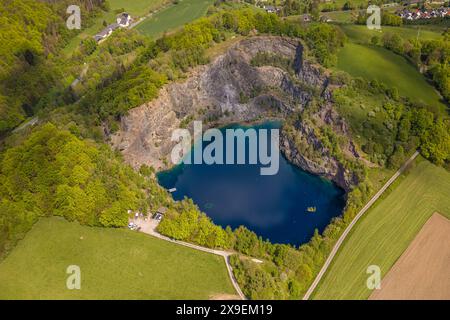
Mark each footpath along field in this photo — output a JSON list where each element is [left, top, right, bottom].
[[0, 217, 235, 299], [312, 160, 450, 299]]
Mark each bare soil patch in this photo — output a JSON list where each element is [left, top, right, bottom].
[[370, 213, 450, 300]]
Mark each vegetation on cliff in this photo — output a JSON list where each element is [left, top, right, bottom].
[[0, 0, 448, 300], [79, 8, 346, 129]]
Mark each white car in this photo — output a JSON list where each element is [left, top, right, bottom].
[[128, 222, 137, 230]]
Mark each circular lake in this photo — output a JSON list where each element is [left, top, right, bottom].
[[157, 122, 346, 246]]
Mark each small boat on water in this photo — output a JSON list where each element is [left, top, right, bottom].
[[168, 188, 177, 193], [307, 206, 317, 213]]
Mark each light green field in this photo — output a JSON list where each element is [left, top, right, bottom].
[[340, 24, 444, 44], [0, 218, 235, 299], [336, 42, 446, 114], [64, 0, 168, 54], [312, 160, 450, 299], [136, 0, 215, 38], [320, 0, 368, 11], [108, 0, 168, 16], [322, 10, 357, 23]]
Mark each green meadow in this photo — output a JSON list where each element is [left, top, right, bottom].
[[108, 0, 169, 16], [336, 42, 446, 114], [339, 24, 444, 44], [312, 160, 450, 299], [0, 218, 235, 299], [136, 0, 215, 39], [322, 10, 357, 24], [319, 0, 368, 11]]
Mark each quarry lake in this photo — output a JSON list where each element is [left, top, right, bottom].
[[157, 122, 346, 245]]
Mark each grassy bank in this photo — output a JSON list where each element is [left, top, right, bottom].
[[136, 0, 215, 38], [339, 24, 444, 43], [0, 218, 235, 299], [336, 42, 446, 114], [312, 160, 450, 299]]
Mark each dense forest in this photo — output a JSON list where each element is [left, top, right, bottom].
[[0, 123, 170, 258], [0, 0, 108, 134]]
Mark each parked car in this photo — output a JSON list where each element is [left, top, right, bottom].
[[128, 222, 137, 230]]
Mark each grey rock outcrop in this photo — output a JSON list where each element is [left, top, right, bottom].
[[111, 36, 360, 190]]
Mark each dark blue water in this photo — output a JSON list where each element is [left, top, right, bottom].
[[157, 122, 346, 246]]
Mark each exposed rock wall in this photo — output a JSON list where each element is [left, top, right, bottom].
[[111, 36, 360, 190]]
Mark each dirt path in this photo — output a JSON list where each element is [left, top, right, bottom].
[[134, 218, 246, 300], [11, 116, 39, 133], [302, 150, 420, 300]]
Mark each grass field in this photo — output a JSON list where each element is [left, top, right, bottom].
[[0, 218, 235, 299], [108, 0, 168, 16], [336, 42, 446, 114], [319, 0, 368, 11], [312, 160, 450, 299], [63, 0, 168, 54], [136, 0, 215, 38], [339, 24, 444, 44]]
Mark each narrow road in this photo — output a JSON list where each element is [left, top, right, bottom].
[[134, 218, 246, 300], [302, 150, 420, 300], [12, 116, 39, 133]]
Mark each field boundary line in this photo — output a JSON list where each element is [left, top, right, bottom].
[[153, 232, 246, 299], [135, 220, 246, 299], [302, 150, 419, 300]]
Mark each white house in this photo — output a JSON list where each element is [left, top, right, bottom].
[[117, 12, 132, 27], [94, 12, 132, 42], [264, 5, 280, 13]]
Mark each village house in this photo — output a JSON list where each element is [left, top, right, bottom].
[[94, 12, 133, 42], [263, 5, 280, 13], [397, 6, 449, 20], [116, 12, 132, 27]]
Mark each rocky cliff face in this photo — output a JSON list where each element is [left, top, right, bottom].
[[111, 36, 360, 190], [280, 101, 361, 191]]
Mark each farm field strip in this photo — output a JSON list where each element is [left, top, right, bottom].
[[369, 213, 450, 300], [312, 160, 450, 299]]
